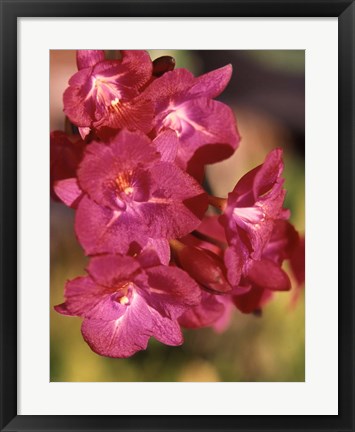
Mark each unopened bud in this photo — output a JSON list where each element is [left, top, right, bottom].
[[176, 244, 231, 294], [153, 56, 176, 77]]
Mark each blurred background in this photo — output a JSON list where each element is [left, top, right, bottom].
[[50, 50, 305, 382]]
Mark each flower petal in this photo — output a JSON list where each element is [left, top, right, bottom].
[[54, 178, 83, 208], [237, 199, 286, 261], [142, 68, 195, 113], [119, 50, 153, 90], [224, 246, 243, 287], [153, 129, 179, 162], [179, 290, 225, 329], [93, 97, 154, 134], [196, 215, 227, 244], [75, 195, 149, 255], [190, 64, 232, 99], [141, 238, 171, 266], [172, 98, 240, 167], [87, 254, 141, 288], [148, 307, 183, 346], [55, 276, 126, 321], [137, 162, 208, 239], [63, 68, 95, 127], [212, 296, 235, 333], [81, 291, 152, 358], [264, 220, 300, 265], [253, 148, 284, 199], [247, 259, 291, 291], [78, 127, 91, 140], [143, 265, 201, 320], [76, 50, 105, 70]]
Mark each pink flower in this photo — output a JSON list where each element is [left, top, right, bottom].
[[55, 253, 200, 358], [63, 50, 154, 138], [187, 215, 298, 316], [221, 148, 289, 286], [140, 65, 240, 173], [68, 129, 207, 255]]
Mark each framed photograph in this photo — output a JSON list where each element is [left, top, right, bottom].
[[1, 1, 354, 431]]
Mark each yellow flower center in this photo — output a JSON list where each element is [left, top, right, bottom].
[[115, 171, 133, 195]]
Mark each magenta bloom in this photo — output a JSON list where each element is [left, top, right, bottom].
[[55, 253, 200, 358], [221, 148, 289, 286], [141, 65, 240, 170], [63, 50, 153, 138], [179, 210, 296, 316], [73, 129, 207, 255]]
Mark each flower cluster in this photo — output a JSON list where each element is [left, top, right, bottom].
[[52, 50, 304, 358]]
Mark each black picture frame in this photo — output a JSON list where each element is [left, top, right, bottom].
[[1, 1, 354, 431]]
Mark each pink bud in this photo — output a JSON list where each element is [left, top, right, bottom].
[[176, 244, 231, 294]]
